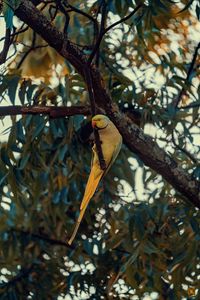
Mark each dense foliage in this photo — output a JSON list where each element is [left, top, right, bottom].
[[0, 0, 199, 299]]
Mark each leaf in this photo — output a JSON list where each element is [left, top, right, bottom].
[[7, 75, 20, 104], [18, 153, 31, 170], [27, 84, 37, 102], [52, 191, 60, 204], [16, 120, 25, 144], [134, 212, 145, 239], [1, 148, 12, 167], [0, 173, 8, 186], [121, 248, 140, 272], [3, 0, 22, 29], [3, 4, 14, 29], [83, 240, 93, 256], [144, 241, 160, 254], [60, 187, 68, 204], [116, 0, 122, 15], [31, 118, 45, 141], [58, 144, 68, 162], [50, 120, 59, 138], [18, 80, 28, 105], [168, 104, 177, 117], [73, 115, 84, 131], [192, 166, 200, 180], [190, 218, 200, 235]]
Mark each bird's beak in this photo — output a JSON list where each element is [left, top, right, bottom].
[[92, 120, 96, 128]]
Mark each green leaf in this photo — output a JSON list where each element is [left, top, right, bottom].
[[31, 118, 45, 141], [16, 119, 25, 144], [58, 144, 68, 162], [3, 0, 22, 29], [116, 0, 122, 15], [0, 173, 8, 186], [1, 148, 12, 167], [7, 75, 20, 104], [144, 241, 160, 254], [52, 191, 61, 204], [18, 153, 31, 170], [121, 248, 140, 272], [3, 4, 14, 29]]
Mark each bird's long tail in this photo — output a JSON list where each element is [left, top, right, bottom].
[[68, 170, 103, 245]]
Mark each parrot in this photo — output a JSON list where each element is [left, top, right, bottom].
[[68, 114, 122, 245]]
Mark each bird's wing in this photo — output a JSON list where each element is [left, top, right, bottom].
[[103, 137, 122, 177]]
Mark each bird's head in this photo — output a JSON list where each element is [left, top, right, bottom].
[[92, 114, 110, 130]]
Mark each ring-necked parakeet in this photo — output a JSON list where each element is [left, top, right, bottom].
[[68, 114, 122, 244]]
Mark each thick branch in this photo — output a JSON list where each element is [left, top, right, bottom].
[[0, 105, 91, 118], [105, 107, 200, 208], [14, 0, 200, 207]]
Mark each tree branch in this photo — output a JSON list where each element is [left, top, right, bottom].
[[0, 28, 11, 65], [0, 105, 91, 118], [88, 3, 143, 65], [172, 42, 200, 108], [13, 0, 200, 207], [105, 4, 143, 34], [66, 2, 96, 24], [88, 0, 107, 65], [179, 102, 200, 110], [0, 26, 28, 43], [13, 229, 74, 249]]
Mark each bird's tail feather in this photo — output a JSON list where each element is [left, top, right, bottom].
[[68, 171, 102, 245], [80, 170, 102, 210]]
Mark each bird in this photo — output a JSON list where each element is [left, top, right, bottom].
[[68, 114, 122, 245]]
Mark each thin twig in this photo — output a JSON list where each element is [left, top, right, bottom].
[[0, 28, 11, 65], [88, 0, 107, 65], [56, 0, 70, 35], [17, 44, 48, 69], [0, 26, 28, 43], [171, 131, 198, 164], [105, 4, 143, 34], [88, 3, 142, 65], [172, 42, 200, 108], [179, 102, 200, 110], [14, 229, 74, 249], [65, 2, 96, 23], [17, 31, 37, 68]]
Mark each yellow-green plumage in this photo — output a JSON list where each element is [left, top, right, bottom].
[[68, 115, 122, 245]]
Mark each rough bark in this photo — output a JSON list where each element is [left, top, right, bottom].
[[0, 105, 91, 118], [13, 0, 200, 207]]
